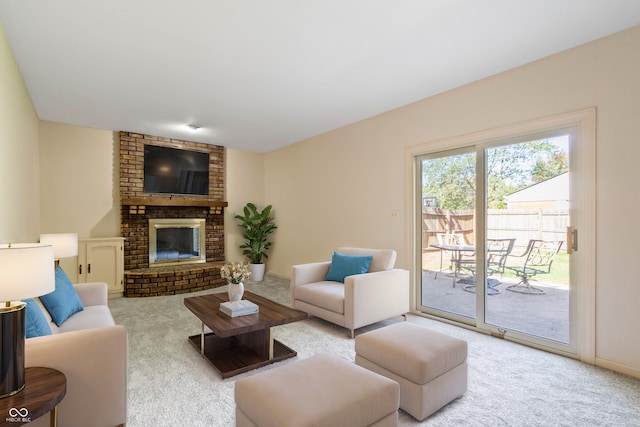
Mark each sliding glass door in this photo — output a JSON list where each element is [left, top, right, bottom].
[[419, 148, 477, 323], [418, 130, 574, 351], [482, 136, 571, 345]]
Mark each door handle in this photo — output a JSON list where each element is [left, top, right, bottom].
[[566, 226, 578, 254]]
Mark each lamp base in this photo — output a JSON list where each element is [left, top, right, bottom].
[[0, 301, 26, 398]]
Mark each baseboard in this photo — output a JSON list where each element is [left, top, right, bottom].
[[596, 357, 640, 379]]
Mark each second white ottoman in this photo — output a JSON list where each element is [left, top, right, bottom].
[[235, 353, 400, 427], [355, 322, 467, 421]]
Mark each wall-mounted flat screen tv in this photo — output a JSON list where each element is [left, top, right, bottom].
[[144, 145, 210, 195]]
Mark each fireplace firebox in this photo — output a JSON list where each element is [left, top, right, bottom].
[[149, 218, 206, 267]]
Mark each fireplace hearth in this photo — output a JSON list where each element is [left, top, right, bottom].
[[120, 202, 226, 297]]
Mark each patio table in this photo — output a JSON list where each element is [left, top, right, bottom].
[[431, 243, 506, 294], [431, 243, 475, 284]]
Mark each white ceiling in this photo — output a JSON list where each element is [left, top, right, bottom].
[[1, 1, 639, 153]]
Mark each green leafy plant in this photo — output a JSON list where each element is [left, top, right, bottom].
[[234, 203, 277, 264]]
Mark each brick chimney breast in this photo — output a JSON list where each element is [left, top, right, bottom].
[[118, 131, 227, 296]]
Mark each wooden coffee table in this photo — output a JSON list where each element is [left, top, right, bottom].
[[184, 291, 308, 378]]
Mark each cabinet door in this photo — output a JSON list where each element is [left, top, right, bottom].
[[84, 239, 124, 297]]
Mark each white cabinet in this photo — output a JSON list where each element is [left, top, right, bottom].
[[60, 237, 125, 298]]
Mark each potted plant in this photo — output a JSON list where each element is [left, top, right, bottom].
[[234, 202, 277, 281]]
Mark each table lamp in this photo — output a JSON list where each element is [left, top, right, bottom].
[[40, 233, 78, 269], [0, 243, 55, 398]]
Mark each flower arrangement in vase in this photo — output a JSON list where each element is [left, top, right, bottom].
[[220, 262, 252, 301]]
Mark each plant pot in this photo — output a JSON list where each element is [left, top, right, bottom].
[[249, 263, 266, 282], [228, 282, 244, 301]]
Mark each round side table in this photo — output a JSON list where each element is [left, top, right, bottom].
[[0, 367, 66, 427]]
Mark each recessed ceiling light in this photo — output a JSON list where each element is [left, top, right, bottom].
[[187, 123, 201, 131]]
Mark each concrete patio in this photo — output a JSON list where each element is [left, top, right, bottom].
[[421, 269, 570, 343]]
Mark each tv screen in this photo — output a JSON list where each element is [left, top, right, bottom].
[[144, 145, 209, 195]]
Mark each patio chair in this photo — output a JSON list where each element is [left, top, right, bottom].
[[505, 239, 563, 295], [459, 238, 515, 294], [486, 238, 516, 276]]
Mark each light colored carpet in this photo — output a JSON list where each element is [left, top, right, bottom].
[[110, 275, 640, 427]]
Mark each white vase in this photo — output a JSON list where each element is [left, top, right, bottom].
[[249, 263, 266, 282], [228, 282, 244, 301]]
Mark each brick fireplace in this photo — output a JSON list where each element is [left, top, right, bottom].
[[119, 132, 228, 297]]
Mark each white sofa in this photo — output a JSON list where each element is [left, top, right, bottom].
[[25, 282, 128, 427], [291, 247, 410, 338]]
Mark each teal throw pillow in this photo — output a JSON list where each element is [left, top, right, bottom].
[[24, 298, 52, 338], [325, 252, 373, 283], [39, 266, 84, 327]]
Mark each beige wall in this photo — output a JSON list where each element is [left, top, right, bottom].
[[39, 121, 119, 238], [225, 148, 265, 262], [0, 23, 41, 243], [265, 26, 640, 376], [264, 129, 406, 273]]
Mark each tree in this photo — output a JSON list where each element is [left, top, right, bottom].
[[421, 153, 475, 210], [532, 151, 568, 182], [421, 139, 568, 209]]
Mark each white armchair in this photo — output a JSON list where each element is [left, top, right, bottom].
[[291, 247, 410, 338]]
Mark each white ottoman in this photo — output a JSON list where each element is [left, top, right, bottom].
[[234, 354, 400, 427], [355, 322, 467, 421]]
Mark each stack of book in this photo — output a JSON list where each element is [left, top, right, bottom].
[[220, 300, 259, 317]]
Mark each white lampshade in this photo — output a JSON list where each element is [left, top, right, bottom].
[[0, 243, 55, 302], [40, 233, 78, 259]]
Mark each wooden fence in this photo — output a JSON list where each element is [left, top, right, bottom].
[[422, 207, 569, 252]]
